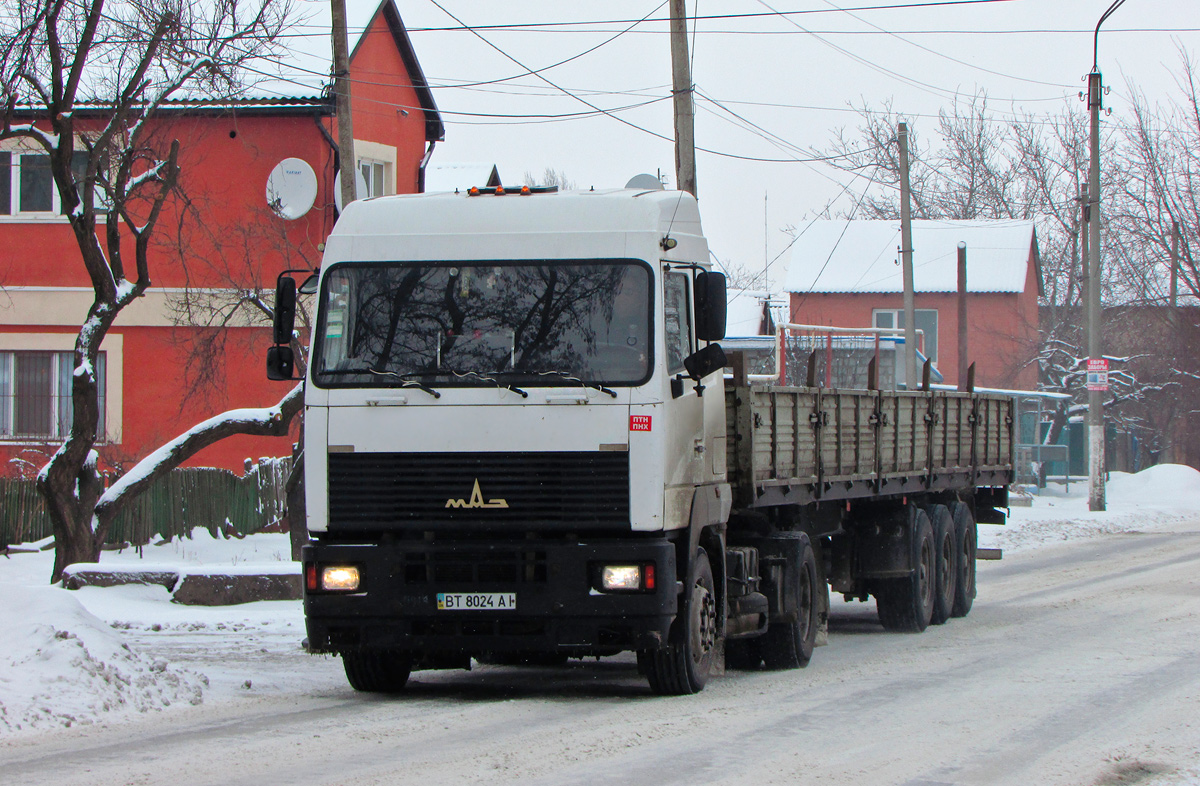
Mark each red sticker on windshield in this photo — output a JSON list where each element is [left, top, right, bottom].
[[630, 415, 652, 432]]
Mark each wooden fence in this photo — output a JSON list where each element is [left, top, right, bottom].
[[0, 459, 291, 547]]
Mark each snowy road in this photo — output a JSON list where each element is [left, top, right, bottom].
[[5, 517, 1200, 786]]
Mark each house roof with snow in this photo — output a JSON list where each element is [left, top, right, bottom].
[[785, 219, 1040, 295], [726, 289, 786, 337]]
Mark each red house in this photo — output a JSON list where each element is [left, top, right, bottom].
[[785, 220, 1041, 391], [0, 0, 443, 477]]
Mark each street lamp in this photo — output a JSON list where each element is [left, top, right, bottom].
[[1085, 0, 1127, 512]]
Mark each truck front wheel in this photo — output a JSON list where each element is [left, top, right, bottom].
[[761, 533, 819, 669], [342, 650, 412, 693], [639, 549, 717, 695]]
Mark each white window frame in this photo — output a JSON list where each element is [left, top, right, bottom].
[[358, 157, 390, 198], [872, 308, 938, 362], [0, 140, 109, 220], [354, 140, 397, 198], [0, 350, 106, 441], [0, 333, 122, 444]]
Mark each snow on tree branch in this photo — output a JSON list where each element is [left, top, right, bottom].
[[94, 383, 303, 518]]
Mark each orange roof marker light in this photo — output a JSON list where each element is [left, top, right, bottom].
[[468, 186, 480, 196], [520, 185, 531, 195]]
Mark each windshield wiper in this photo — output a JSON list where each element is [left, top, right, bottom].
[[518, 370, 618, 399], [405, 368, 528, 399], [365, 369, 442, 398]]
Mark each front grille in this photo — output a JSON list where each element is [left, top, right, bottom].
[[403, 549, 548, 585], [328, 451, 629, 530]]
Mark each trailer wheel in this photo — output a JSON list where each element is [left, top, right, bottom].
[[342, 650, 412, 693], [949, 502, 977, 617], [724, 638, 762, 670], [927, 504, 958, 625], [875, 506, 935, 633], [640, 549, 717, 695], [761, 534, 819, 669]]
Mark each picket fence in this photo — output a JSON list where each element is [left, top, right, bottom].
[[0, 460, 291, 547]]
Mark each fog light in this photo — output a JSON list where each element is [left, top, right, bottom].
[[321, 566, 361, 592], [601, 565, 643, 591]]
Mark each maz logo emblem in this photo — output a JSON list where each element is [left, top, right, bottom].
[[445, 479, 509, 509]]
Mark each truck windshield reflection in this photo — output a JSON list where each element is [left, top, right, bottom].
[[313, 261, 652, 388]]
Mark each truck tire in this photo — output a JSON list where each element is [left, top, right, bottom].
[[640, 549, 718, 695], [948, 501, 977, 618], [927, 504, 958, 625], [875, 506, 935, 633], [761, 534, 819, 669], [342, 651, 412, 693]]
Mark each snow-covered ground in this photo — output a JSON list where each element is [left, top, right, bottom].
[[1, 464, 1198, 739]]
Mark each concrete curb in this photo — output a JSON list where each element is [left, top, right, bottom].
[[62, 566, 302, 605]]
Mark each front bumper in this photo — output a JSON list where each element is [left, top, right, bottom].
[[303, 537, 678, 657]]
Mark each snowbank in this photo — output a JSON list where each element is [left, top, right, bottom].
[[0, 585, 205, 733], [0, 528, 296, 735], [987, 463, 1200, 553]]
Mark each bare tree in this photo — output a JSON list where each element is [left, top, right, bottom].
[[1110, 50, 1200, 305], [523, 167, 575, 191], [160, 197, 316, 560], [0, 0, 301, 581], [819, 95, 1151, 464]]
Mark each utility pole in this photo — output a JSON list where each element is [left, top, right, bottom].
[[764, 192, 769, 289], [1086, 66, 1105, 512], [957, 242, 968, 392], [1085, 0, 1125, 512], [669, 0, 697, 197], [332, 0, 357, 211], [898, 122, 917, 389]]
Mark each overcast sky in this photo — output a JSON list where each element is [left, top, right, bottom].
[[281, 0, 1198, 290]]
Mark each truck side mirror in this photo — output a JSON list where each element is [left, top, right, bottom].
[[273, 276, 297, 346], [694, 270, 727, 341], [266, 345, 295, 380], [684, 342, 727, 381]]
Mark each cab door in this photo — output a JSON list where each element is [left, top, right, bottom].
[[662, 269, 705, 494]]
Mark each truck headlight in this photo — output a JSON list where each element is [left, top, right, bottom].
[[600, 564, 655, 591], [320, 566, 361, 592]]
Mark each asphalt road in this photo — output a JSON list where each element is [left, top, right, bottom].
[[5, 519, 1200, 786]]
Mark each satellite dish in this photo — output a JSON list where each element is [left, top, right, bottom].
[[265, 158, 318, 220], [625, 173, 665, 191], [333, 169, 371, 213]]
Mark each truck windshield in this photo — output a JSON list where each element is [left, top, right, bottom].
[[312, 260, 652, 388]]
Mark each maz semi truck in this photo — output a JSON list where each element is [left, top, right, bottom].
[[267, 185, 1012, 695]]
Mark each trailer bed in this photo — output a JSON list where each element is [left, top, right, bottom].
[[726, 385, 1014, 508]]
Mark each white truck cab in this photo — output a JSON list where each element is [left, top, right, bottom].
[[271, 187, 733, 694]]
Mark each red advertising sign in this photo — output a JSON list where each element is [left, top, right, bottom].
[[629, 415, 652, 432], [1087, 358, 1109, 392]]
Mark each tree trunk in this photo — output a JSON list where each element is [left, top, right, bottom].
[[42, 458, 106, 583]]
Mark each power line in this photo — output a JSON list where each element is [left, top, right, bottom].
[[420, 0, 884, 164], [811, 0, 1072, 89], [402, 0, 1021, 33]]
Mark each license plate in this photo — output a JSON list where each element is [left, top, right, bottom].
[[436, 592, 517, 611]]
